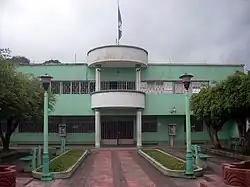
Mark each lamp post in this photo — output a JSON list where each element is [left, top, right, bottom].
[[40, 73, 53, 181], [179, 73, 193, 176]]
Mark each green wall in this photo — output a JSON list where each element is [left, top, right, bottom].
[[12, 63, 243, 145], [10, 115, 233, 146], [17, 63, 244, 116]]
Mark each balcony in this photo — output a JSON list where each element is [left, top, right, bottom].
[[87, 45, 148, 67], [91, 90, 145, 109]]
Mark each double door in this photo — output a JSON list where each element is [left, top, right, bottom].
[[101, 120, 134, 145]]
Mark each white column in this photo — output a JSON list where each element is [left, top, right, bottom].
[[136, 68, 141, 90], [136, 110, 142, 147], [95, 110, 100, 148], [95, 68, 101, 91]]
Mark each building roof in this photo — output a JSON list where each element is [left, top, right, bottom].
[[19, 62, 244, 67]]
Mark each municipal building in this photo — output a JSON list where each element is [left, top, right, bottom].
[[12, 45, 243, 147]]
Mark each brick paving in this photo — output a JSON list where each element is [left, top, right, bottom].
[[118, 151, 156, 187], [17, 149, 225, 187]]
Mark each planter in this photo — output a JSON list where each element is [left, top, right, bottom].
[[206, 148, 250, 160], [32, 150, 89, 179], [138, 149, 203, 178], [0, 165, 16, 187], [222, 161, 250, 186]]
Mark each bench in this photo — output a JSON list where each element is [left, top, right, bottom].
[[19, 146, 42, 173], [191, 145, 212, 169], [52, 145, 62, 156], [230, 137, 244, 152], [19, 155, 33, 172]]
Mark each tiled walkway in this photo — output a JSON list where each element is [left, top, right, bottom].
[[17, 150, 221, 187]]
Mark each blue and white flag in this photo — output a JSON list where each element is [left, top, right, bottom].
[[118, 4, 122, 41]]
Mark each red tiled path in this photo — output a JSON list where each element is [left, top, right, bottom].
[[118, 151, 156, 187], [20, 150, 217, 187], [88, 151, 114, 186]]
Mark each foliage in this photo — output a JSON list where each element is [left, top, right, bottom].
[[190, 71, 250, 150], [142, 149, 186, 170], [0, 59, 56, 150], [11, 56, 30, 64], [43, 59, 61, 65], [38, 150, 85, 172], [0, 48, 11, 59]]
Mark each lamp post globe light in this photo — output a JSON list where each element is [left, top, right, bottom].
[[40, 73, 53, 181], [179, 73, 194, 176]]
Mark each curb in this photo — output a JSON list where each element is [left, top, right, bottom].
[[138, 149, 203, 178], [32, 150, 89, 179]]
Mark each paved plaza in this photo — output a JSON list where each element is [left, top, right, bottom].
[[16, 149, 228, 187]]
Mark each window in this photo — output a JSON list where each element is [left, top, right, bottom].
[[49, 116, 62, 133], [174, 82, 185, 94], [65, 116, 95, 133], [110, 81, 118, 89], [80, 81, 89, 94], [19, 121, 43, 133], [127, 81, 135, 90], [89, 82, 95, 93], [141, 81, 173, 94], [163, 82, 173, 93], [101, 81, 136, 91], [184, 116, 203, 132], [51, 81, 60, 94], [140, 82, 147, 92], [72, 81, 80, 94], [101, 81, 110, 90], [191, 81, 209, 93], [62, 81, 71, 94], [142, 116, 157, 132]]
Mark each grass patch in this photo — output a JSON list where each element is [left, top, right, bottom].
[[142, 149, 186, 170], [38, 150, 85, 172]]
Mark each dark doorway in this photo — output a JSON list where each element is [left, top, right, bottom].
[[101, 120, 134, 145]]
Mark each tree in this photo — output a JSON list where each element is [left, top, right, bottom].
[[43, 59, 61, 65], [0, 59, 56, 151], [0, 48, 11, 59], [190, 71, 250, 150], [220, 71, 250, 152], [11, 56, 30, 64], [190, 85, 227, 149]]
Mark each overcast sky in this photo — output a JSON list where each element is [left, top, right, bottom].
[[0, 0, 250, 67]]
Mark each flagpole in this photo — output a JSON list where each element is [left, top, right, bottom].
[[117, 0, 120, 45]]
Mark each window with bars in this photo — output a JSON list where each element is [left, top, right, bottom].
[[174, 82, 185, 94], [65, 116, 95, 133], [72, 81, 80, 94], [191, 81, 209, 93], [89, 82, 95, 93], [142, 116, 157, 132], [184, 116, 203, 132], [80, 81, 89, 94], [51, 81, 60, 94], [127, 81, 135, 90], [100, 81, 135, 91], [140, 81, 173, 94], [62, 81, 71, 94], [49, 116, 62, 133], [19, 121, 43, 133]]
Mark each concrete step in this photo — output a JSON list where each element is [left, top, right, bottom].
[[200, 174, 237, 187], [200, 181, 234, 187]]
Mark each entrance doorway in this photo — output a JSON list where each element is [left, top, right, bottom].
[[101, 120, 134, 146]]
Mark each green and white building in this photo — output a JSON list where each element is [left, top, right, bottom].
[[13, 44, 243, 147]]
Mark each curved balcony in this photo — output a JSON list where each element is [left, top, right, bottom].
[[91, 90, 145, 109], [87, 45, 148, 67]]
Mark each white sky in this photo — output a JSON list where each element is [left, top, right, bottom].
[[0, 0, 250, 67]]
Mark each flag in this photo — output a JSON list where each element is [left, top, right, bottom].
[[118, 4, 122, 41]]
